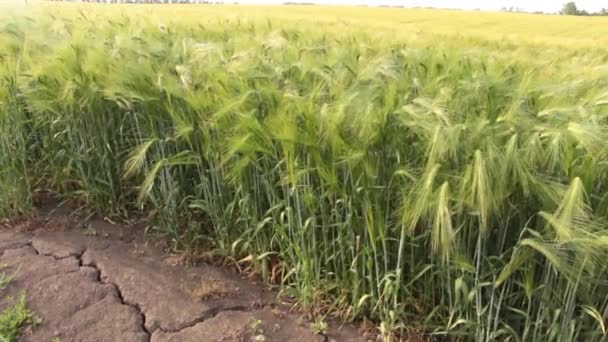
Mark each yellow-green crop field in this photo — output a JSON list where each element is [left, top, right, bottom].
[[1, 3, 608, 340]]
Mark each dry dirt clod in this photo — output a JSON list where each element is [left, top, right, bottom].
[[191, 278, 237, 302]]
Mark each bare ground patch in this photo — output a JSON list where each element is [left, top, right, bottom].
[[0, 211, 366, 342]]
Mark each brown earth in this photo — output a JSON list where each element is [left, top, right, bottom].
[[0, 211, 368, 342]]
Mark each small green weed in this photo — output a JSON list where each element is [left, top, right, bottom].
[[0, 293, 40, 342], [0, 273, 12, 292], [249, 318, 265, 341], [0, 265, 21, 292], [310, 318, 327, 335]]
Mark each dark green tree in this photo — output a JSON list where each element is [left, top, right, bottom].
[[561, 2, 578, 15]]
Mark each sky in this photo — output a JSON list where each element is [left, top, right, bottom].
[[236, 0, 606, 13]]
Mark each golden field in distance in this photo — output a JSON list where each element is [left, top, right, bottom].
[[2, 2, 608, 49]]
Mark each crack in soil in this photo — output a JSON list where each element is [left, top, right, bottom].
[[1, 245, 85, 291], [0, 248, 9, 258], [26, 241, 82, 261], [76, 251, 152, 341], [0, 239, 34, 257], [22, 240, 271, 338], [24, 241, 39, 255], [6, 242, 152, 341], [158, 305, 250, 334], [2, 223, 367, 342], [25, 242, 153, 340]]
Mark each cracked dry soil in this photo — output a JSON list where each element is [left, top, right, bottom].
[[0, 216, 366, 342]]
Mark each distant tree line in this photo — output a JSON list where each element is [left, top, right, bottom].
[[62, 0, 234, 3], [62, 0, 320, 4], [501, 7, 525, 13], [561, 2, 608, 16], [50, 0, 608, 15]]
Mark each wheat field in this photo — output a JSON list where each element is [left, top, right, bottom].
[[1, 3, 608, 340]]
